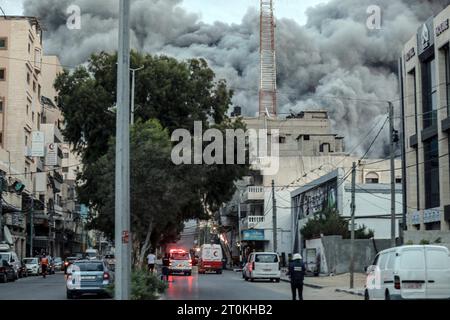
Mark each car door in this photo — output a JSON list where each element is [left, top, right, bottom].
[[366, 253, 379, 299], [425, 247, 450, 299], [374, 252, 389, 299], [398, 247, 426, 299]]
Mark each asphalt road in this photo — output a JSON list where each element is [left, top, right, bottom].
[[162, 269, 362, 300]]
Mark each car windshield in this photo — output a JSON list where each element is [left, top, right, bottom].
[[86, 252, 97, 257], [67, 257, 78, 262], [24, 258, 38, 264], [170, 253, 190, 260], [0, 253, 10, 261], [73, 262, 104, 272], [255, 254, 279, 263], [54, 258, 62, 263]]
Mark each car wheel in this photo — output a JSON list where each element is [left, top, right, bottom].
[[385, 291, 391, 300], [250, 277, 255, 282], [66, 291, 74, 299], [364, 290, 370, 300], [0, 273, 6, 283], [275, 278, 280, 283]]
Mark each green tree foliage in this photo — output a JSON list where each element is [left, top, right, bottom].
[[54, 51, 249, 264], [300, 208, 374, 240]]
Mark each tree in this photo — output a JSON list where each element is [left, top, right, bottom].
[[55, 51, 249, 265], [300, 208, 374, 240]]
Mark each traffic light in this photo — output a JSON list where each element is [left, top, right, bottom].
[[11, 181, 25, 194]]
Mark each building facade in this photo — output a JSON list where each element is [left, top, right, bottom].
[[400, 6, 450, 238]]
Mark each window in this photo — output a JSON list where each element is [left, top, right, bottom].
[[0, 38, 7, 49], [386, 252, 396, 270], [279, 136, 286, 144], [320, 143, 331, 153], [33, 81, 36, 92], [378, 253, 389, 270], [445, 46, 450, 117], [0, 68, 5, 81], [62, 167, 69, 173], [38, 85, 41, 99], [63, 153, 69, 159], [25, 135, 28, 146], [365, 172, 379, 184], [303, 135, 310, 141], [396, 178, 402, 184], [421, 58, 437, 128], [400, 249, 425, 270], [26, 105, 29, 115], [32, 112, 35, 122], [0, 99, 3, 112], [424, 137, 440, 209], [28, 43, 31, 53], [27, 73, 30, 84]]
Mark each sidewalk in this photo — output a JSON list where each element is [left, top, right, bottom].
[[280, 270, 366, 296]]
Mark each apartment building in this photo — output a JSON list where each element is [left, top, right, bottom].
[[219, 110, 402, 265], [0, 16, 84, 258], [400, 5, 450, 242]]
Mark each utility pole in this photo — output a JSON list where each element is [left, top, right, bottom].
[[29, 196, 34, 256], [0, 171, 4, 242], [272, 180, 277, 253], [389, 101, 396, 248], [115, 0, 131, 301], [130, 66, 144, 125], [350, 162, 356, 289], [237, 200, 242, 265]]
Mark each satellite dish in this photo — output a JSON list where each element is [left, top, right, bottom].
[[3, 226, 13, 245]]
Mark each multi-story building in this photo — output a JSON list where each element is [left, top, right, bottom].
[[0, 16, 85, 258], [400, 5, 450, 242], [219, 110, 402, 266]]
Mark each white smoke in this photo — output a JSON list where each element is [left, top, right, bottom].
[[23, 0, 450, 155]]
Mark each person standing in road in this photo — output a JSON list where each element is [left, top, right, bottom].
[[287, 253, 306, 300], [147, 251, 156, 273], [161, 253, 170, 283]]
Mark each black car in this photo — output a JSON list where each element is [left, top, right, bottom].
[[0, 259, 16, 283], [18, 260, 28, 278]]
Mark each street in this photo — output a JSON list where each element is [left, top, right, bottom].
[[0, 269, 360, 300], [162, 269, 361, 300]]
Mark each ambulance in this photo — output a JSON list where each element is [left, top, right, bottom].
[[198, 244, 223, 274]]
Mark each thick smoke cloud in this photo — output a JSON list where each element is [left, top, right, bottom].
[[23, 0, 450, 155]]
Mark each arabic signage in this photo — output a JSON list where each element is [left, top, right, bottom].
[[417, 18, 434, 55], [242, 229, 265, 241], [45, 143, 58, 166], [436, 19, 449, 37], [31, 131, 45, 157], [405, 47, 415, 62]]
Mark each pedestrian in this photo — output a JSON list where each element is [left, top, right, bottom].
[[287, 253, 306, 300], [147, 251, 156, 273], [161, 253, 170, 283]]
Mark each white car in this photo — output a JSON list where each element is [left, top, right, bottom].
[[23, 257, 41, 276], [243, 252, 280, 282], [365, 245, 450, 300], [0, 249, 20, 280]]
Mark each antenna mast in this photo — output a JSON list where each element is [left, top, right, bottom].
[[259, 0, 277, 117]]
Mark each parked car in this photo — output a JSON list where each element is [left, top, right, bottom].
[[243, 252, 280, 282], [364, 245, 450, 300], [66, 260, 114, 299], [0, 259, 16, 283], [63, 257, 79, 274], [18, 260, 28, 278], [53, 257, 63, 271], [23, 257, 41, 276], [0, 250, 20, 280]]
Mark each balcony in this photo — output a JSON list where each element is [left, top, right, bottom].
[[242, 186, 264, 203], [241, 215, 265, 230]]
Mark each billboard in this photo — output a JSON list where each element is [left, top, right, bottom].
[[45, 143, 58, 166], [242, 229, 265, 241], [31, 131, 45, 157]]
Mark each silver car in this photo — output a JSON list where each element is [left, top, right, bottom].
[[66, 260, 114, 299]]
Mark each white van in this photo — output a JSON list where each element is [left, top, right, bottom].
[[365, 245, 450, 300], [243, 252, 280, 282], [85, 248, 98, 260]]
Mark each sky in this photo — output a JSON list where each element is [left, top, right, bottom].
[[1, 0, 329, 25]]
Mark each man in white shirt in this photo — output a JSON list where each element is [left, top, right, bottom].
[[147, 251, 156, 273]]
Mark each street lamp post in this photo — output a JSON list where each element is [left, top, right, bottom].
[[130, 66, 144, 125]]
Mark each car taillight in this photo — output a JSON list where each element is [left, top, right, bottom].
[[64, 262, 69, 266], [394, 276, 401, 290], [103, 272, 110, 280]]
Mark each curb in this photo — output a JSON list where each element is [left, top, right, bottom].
[[280, 277, 324, 289], [335, 288, 364, 297]]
